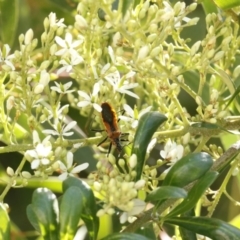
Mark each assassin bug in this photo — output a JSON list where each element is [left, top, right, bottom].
[[92, 102, 128, 156]]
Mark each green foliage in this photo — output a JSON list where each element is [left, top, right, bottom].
[[162, 152, 213, 187], [0, 0, 240, 239], [131, 111, 167, 180], [27, 178, 98, 240]]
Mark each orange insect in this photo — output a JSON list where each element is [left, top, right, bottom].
[[93, 102, 127, 156]]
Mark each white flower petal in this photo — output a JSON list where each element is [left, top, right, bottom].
[[42, 129, 59, 135], [42, 158, 50, 165], [77, 101, 91, 108], [125, 71, 136, 78], [78, 91, 91, 100], [58, 161, 67, 171], [55, 49, 67, 56], [92, 82, 100, 96], [123, 104, 134, 117], [117, 89, 139, 99], [66, 152, 73, 168], [71, 162, 89, 173], [93, 103, 102, 112], [62, 131, 74, 136], [63, 121, 77, 133], [55, 36, 66, 48], [120, 83, 139, 90], [139, 106, 152, 118], [65, 33, 73, 45], [120, 212, 128, 224], [101, 63, 110, 74], [58, 172, 68, 181], [31, 159, 40, 169], [127, 199, 146, 216]]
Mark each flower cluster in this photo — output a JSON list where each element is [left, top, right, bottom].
[[91, 154, 146, 223]]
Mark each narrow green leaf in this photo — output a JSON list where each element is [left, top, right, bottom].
[[27, 188, 59, 240], [102, 233, 151, 240], [131, 111, 167, 180], [166, 172, 218, 218], [0, 0, 18, 46], [179, 209, 197, 240], [0, 203, 10, 240], [163, 152, 213, 187], [60, 186, 83, 239], [63, 177, 99, 240], [165, 216, 240, 240], [145, 186, 187, 203]]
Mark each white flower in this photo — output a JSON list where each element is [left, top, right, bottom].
[[43, 121, 77, 137], [51, 81, 75, 94], [104, 70, 139, 99], [119, 104, 152, 128], [40, 103, 69, 123], [55, 32, 83, 56], [34, 70, 50, 94], [160, 139, 184, 165], [58, 152, 89, 180], [57, 52, 84, 75], [49, 12, 65, 28], [0, 44, 15, 70], [120, 199, 146, 224], [25, 131, 52, 170], [77, 82, 102, 112]]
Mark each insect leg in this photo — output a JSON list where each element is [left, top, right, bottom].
[[91, 129, 105, 132], [107, 142, 112, 156], [97, 136, 108, 146]]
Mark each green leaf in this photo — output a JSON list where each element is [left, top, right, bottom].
[[0, 203, 10, 240], [0, 0, 18, 47], [166, 172, 218, 218], [26, 188, 59, 240], [179, 209, 197, 240], [162, 152, 213, 187], [131, 111, 167, 180], [165, 216, 240, 240], [102, 233, 151, 240], [63, 177, 99, 240], [201, 0, 218, 14], [145, 186, 187, 203], [213, 0, 240, 9], [60, 186, 83, 239]]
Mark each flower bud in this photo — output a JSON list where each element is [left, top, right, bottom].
[[24, 29, 34, 45]]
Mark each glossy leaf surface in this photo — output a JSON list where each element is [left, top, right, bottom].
[[166, 171, 218, 218], [131, 111, 167, 180], [63, 177, 99, 240], [26, 188, 59, 240], [165, 216, 240, 240], [163, 152, 213, 187], [60, 186, 83, 239], [146, 186, 187, 203]]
